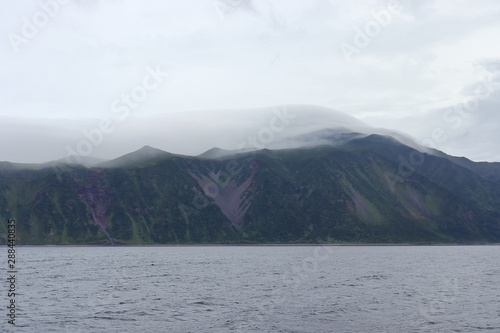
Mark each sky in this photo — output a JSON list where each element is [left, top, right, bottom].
[[1, 0, 500, 163]]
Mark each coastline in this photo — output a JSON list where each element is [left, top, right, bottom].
[[11, 242, 500, 247]]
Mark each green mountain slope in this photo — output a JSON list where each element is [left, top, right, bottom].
[[1, 137, 499, 245]]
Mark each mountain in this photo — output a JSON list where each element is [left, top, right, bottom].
[[197, 147, 240, 159], [97, 145, 175, 168], [428, 148, 500, 184], [0, 133, 499, 245]]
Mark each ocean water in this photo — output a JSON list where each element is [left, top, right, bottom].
[[2, 245, 499, 333]]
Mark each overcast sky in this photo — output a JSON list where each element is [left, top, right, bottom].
[[1, 0, 500, 163]]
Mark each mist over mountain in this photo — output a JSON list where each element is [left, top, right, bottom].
[[1, 104, 443, 167], [91, 104, 381, 159], [2, 106, 499, 245], [1, 122, 499, 245]]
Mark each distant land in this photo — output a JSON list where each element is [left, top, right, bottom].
[[1, 108, 500, 245]]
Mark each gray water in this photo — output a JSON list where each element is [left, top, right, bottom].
[[2, 245, 499, 333]]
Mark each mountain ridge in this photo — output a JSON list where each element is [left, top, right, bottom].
[[1, 133, 499, 245]]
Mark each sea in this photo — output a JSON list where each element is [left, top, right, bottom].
[[2, 245, 499, 333]]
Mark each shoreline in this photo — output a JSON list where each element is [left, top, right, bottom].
[[10, 242, 500, 247]]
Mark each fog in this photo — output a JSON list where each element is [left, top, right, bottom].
[[1, 0, 500, 162]]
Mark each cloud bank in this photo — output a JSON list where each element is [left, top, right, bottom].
[[1, 0, 500, 162]]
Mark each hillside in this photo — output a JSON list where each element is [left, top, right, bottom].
[[0, 135, 499, 245]]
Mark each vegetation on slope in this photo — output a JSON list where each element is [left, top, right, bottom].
[[1, 137, 499, 245]]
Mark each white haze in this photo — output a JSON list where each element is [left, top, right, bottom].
[[0, 105, 435, 164], [1, 0, 500, 162]]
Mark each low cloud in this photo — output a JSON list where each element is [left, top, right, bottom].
[[0, 105, 368, 163], [1, 1, 500, 162]]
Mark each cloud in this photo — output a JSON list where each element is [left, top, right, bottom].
[[1, 0, 500, 162], [365, 64, 500, 161], [0, 105, 369, 163]]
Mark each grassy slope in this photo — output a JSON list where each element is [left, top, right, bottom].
[[1, 137, 499, 244]]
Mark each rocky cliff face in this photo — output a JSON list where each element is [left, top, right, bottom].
[[72, 169, 116, 244], [188, 159, 257, 229]]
